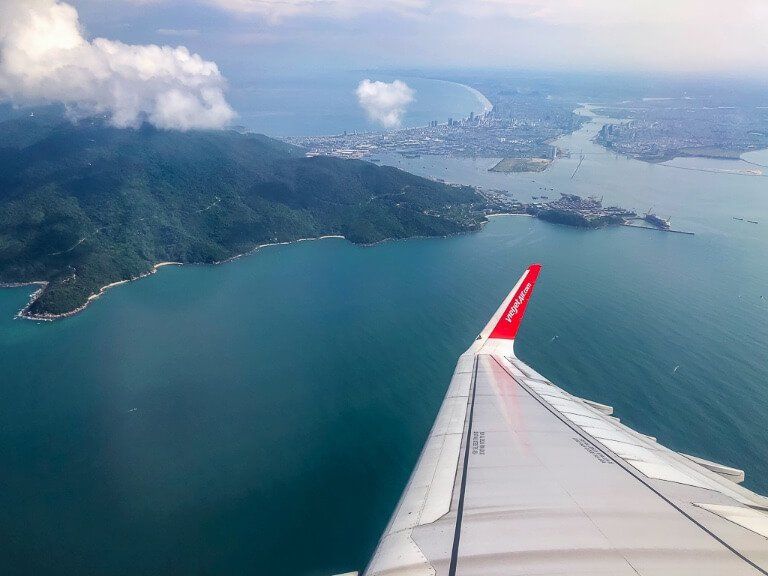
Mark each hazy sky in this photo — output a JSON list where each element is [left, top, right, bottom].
[[2, 0, 766, 130], [70, 0, 768, 78]]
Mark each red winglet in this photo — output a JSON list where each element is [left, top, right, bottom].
[[488, 264, 542, 341]]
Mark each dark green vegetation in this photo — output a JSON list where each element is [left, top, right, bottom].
[[0, 111, 487, 317]]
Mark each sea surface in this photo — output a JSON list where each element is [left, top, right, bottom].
[[1, 93, 768, 576], [228, 72, 489, 136]]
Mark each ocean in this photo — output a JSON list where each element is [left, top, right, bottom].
[[1, 85, 767, 575], [227, 72, 490, 136]]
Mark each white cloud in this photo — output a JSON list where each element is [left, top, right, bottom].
[[355, 79, 414, 129], [0, 0, 235, 130]]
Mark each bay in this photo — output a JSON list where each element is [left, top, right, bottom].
[[228, 72, 489, 136]]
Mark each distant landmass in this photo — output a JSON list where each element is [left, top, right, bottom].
[[594, 99, 768, 162], [0, 110, 488, 319]]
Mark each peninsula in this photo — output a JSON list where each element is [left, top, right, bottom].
[[0, 110, 491, 319], [481, 191, 636, 228]]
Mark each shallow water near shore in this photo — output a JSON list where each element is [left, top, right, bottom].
[[2, 106, 768, 575]]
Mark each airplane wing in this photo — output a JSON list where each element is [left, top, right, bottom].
[[363, 264, 768, 576]]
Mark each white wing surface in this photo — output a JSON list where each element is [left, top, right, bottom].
[[364, 264, 768, 576]]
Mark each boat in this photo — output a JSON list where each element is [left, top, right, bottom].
[[644, 207, 671, 229]]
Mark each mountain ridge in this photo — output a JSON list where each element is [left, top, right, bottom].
[[0, 112, 489, 318]]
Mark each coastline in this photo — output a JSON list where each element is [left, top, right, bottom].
[[461, 83, 493, 115], [427, 78, 493, 116], [212, 235, 345, 265], [5, 224, 505, 322], [6, 236, 348, 322]]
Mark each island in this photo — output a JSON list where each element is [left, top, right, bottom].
[[488, 157, 552, 173]]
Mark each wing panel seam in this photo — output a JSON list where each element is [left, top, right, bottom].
[[447, 355, 479, 576]]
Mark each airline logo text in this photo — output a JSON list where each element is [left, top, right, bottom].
[[505, 282, 531, 323]]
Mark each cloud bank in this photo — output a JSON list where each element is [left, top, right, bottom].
[[355, 79, 414, 129], [0, 0, 235, 130]]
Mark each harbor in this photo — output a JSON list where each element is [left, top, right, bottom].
[[481, 191, 695, 235], [622, 221, 696, 235]]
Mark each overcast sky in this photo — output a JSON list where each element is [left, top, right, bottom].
[[71, 0, 768, 79]]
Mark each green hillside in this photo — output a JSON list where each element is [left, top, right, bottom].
[[0, 114, 488, 317]]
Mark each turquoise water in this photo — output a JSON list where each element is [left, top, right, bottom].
[[228, 73, 487, 136], [1, 108, 768, 574]]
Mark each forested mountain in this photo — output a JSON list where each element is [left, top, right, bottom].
[[0, 113, 487, 317]]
